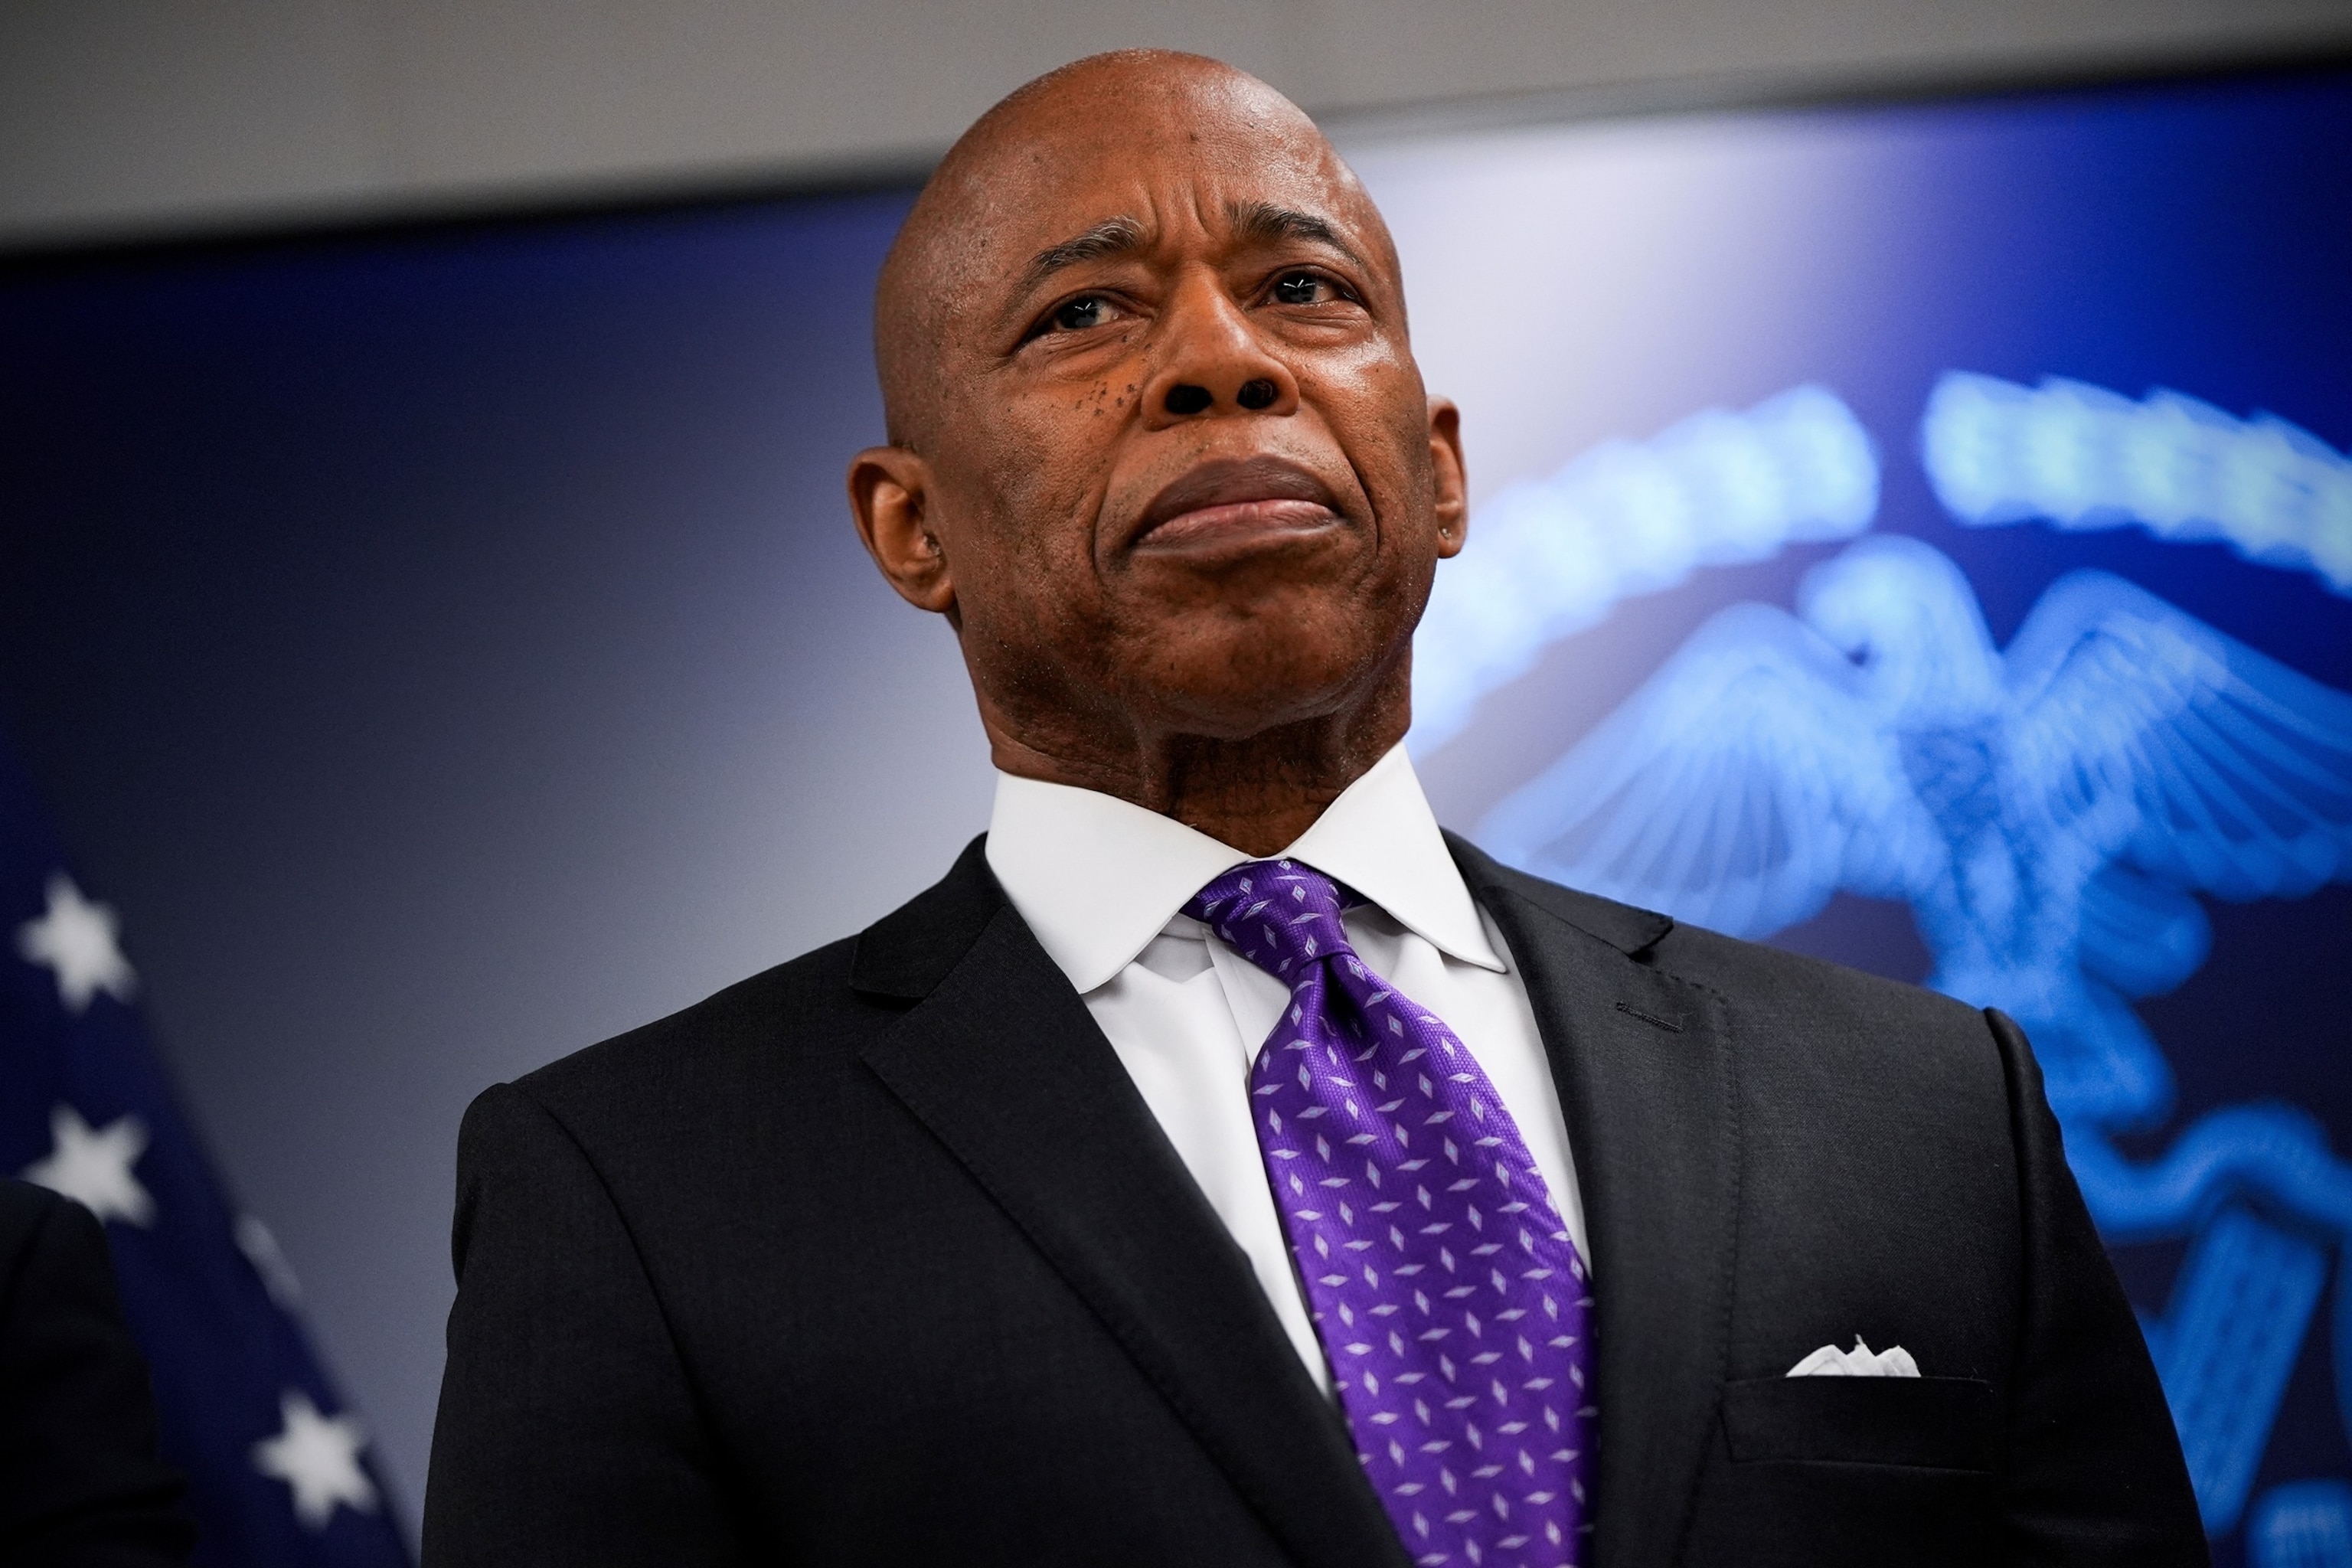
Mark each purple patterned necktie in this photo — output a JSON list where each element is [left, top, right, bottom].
[[1187, 859, 1596, 1568]]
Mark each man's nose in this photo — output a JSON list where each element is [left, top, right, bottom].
[[1143, 283, 1300, 426]]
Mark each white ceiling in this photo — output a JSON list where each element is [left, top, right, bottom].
[[5, 0, 2350, 249]]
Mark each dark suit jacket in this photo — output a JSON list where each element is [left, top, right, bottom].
[[0, 1178, 192, 1566], [423, 835, 2203, 1566]]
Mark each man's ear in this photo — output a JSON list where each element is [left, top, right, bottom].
[[1427, 397, 1468, 559], [848, 446, 957, 615]]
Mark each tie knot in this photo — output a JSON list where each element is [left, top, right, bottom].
[[1183, 859, 1353, 981]]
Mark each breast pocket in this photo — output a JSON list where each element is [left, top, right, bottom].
[[1720, 1376, 1998, 1471]]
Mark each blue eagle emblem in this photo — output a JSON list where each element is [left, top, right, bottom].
[[1439, 376, 2352, 1542]]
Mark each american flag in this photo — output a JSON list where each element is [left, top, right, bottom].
[[0, 736, 410, 1566]]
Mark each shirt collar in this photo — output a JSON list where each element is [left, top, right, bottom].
[[985, 743, 1504, 994]]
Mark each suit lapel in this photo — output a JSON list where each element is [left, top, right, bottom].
[[852, 843, 1411, 1568], [1450, 837, 1738, 1568]]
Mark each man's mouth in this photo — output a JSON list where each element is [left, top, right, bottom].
[[1129, 457, 1345, 551]]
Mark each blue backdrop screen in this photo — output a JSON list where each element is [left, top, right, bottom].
[[1358, 66, 2352, 1560], [1, 60, 2347, 1559]]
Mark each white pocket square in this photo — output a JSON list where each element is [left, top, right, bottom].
[[1787, 1336, 1920, 1378]]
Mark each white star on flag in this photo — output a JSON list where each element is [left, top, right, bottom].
[[253, 1390, 378, 1528], [18, 873, 136, 1012], [23, 1104, 155, 1226]]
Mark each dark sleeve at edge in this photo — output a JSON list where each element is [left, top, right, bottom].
[[0, 1184, 194, 1566], [1988, 1008, 2208, 1566]]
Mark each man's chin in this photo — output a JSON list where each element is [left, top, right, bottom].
[[1122, 642, 1412, 746]]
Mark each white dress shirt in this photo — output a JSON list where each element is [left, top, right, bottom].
[[984, 743, 1589, 1393]]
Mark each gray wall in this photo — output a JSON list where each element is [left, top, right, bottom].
[[6, 0, 2352, 248]]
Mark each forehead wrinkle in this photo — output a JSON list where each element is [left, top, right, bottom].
[[1225, 199, 1364, 269]]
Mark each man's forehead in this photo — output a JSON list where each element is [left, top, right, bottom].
[[965, 114, 1366, 266], [1009, 188, 1368, 283]]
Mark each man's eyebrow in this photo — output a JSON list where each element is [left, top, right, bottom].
[[1021, 215, 1148, 294], [1228, 201, 1364, 266]]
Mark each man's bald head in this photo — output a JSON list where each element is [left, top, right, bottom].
[[848, 49, 1462, 853], [874, 51, 1398, 452]]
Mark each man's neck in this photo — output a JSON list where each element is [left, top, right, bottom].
[[984, 697, 1410, 858]]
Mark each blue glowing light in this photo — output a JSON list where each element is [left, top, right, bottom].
[[1923, 371, 2352, 594], [2250, 1479, 2352, 1568], [1410, 384, 1877, 752], [2145, 1207, 2328, 1532]]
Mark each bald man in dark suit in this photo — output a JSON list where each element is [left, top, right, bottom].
[[423, 51, 2203, 1568]]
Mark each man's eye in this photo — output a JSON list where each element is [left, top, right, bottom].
[[1271, 272, 1336, 305], [1051, 296, 1110, 332]]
